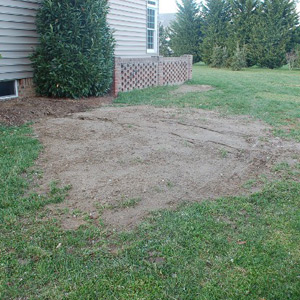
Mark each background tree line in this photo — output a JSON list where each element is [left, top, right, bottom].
[[160, 0, 300, 70]]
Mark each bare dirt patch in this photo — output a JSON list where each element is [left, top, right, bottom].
[[33, 106, 300, 230], [0, 96, 113, 126], [171, 84, 214, 95]]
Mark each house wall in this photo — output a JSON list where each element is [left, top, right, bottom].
[[0, 0, 40, 81], [0, 0, 159, 84], [1, 0, 182, 100], [108, 0, 158, 58]]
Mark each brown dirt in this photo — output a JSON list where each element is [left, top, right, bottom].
[[0, 96, 113, 126], [33, 106, 300, 230], [171, 84, 214, 95]]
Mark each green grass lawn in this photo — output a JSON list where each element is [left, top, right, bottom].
[[115, 65, 300, 141], [1, 66, 300, 299]]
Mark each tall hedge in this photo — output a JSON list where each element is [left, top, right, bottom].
[[31, 0, 115, 98]]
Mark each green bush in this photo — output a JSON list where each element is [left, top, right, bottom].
[[295, 45, 300, 68], [297, 48, 300, 68], [231, 44, 247, 71], [286, 50, 299, 69], [210, 45, 229, 68], [31, 0, 115, 98]]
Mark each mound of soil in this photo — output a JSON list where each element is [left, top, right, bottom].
[[0, 96, 113, 126], [33, 106, 300, 230]]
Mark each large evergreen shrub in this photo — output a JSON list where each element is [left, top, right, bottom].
[[201, 0, 231, 65], [229, 0, 260, 67], [248, 0, 298, 69], [169, 0, 202, 63], [31, 0, 115, 98], [159, 24, 172, 57]]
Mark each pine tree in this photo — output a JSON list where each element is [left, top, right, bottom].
[[159, 24, 172, 57], [169, 0, 202, 63], [201, 0, 231, 65], [229, 0, 260, 45], [249, 0, 299, 69], [289, 19, 300, 51], [229, 0, 260, 66], [31, 0, 115, 98]]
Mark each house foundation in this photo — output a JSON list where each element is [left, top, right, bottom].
[[17, 78, 36, 99]]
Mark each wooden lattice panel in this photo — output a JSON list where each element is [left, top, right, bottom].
[[113, 55, 193, 96], [120, 62, 158, 92], [162, 61, 188, 85]]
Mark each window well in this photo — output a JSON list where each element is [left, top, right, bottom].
[[0, 80, 18, 99]]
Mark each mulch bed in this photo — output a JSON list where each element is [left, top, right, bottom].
[[0, 96, 113, 126]]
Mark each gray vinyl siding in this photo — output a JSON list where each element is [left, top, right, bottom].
[[0, 0, 159, 82], [108, 0, 158, 57], [0, 0, 40, 81]]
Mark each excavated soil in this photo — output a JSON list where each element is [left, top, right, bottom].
[[0, 96, 113, 126], [33, 106, 300, 230]]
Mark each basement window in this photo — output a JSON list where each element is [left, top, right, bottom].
[[0, 80, 18, 100]]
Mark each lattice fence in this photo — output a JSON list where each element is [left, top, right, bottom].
[[120, 60, 158, 92], [162, 60, 188, 86], [113, 55, 193, 96]]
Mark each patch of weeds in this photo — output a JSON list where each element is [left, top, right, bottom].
[[166, 181, 175, 188], [96, 197, 143, 212], [272, 161, 300, 180], [52, 207, 70, 216], [153, 186, 163, 193], [272, 126, 300, 142], [242, 179, 257, 189], [258, 174, 269, 184], [220, 148, 229, 158], [272, 161, 291, 172], [118, 197, 142, 209], [258, 136, 269, 142], [71, 209, 83, 217], [24, 169, 44, 187], [49, 181, 71, 204], [96, 203, 112, 213]]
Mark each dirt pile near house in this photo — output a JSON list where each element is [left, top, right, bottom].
[[0, 96, 113, 126], [33, 106, 300, 230]]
